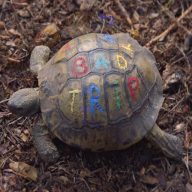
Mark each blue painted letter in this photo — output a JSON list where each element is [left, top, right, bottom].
[[90, 85, 104, 114], [95, 54, 109, 71], [102, 34, 114, 43]]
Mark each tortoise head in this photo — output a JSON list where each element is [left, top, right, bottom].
[[8, 88, 40, 117]]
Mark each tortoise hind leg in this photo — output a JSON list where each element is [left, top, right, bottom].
[[33, 118, 59, 162], [145, 123, 184, 161]]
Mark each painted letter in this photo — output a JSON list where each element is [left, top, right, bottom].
[[114, 80, 120, 109], [121, 44, 133, 51], [95, 54, 109, 71], [69, 90, 81, 112], [127, 77, 139, 101], [117, 55, 127, 70], [72, 57, 88, 77], [102, 34, 114, 43], [61, 43, 70, 53], [90, 85, 104, 114]]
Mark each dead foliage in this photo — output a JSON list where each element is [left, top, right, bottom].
[[1, 0, 192, 191]]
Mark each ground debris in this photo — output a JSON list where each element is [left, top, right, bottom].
[[0, 0, 192, 191], [9, 161, 38, 181]]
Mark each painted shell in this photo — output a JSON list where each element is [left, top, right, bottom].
[[38, 33, 164, 151]]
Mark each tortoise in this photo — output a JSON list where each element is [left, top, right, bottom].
[[8, 33, 183, 162]]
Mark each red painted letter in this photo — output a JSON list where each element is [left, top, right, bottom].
[[72, 57, 88, 77], [61, 43, 70, 53], [128, 77, 139, 101]]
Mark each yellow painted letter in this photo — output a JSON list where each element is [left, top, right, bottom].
[[69, 90, 81, 112], [121, 44, 133, 51], [117, 55, 127, 70]]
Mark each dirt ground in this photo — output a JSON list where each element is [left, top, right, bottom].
[[1, 0, 192, 191]]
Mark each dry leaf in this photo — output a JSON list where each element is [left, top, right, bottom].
[[0, 21, 5, 29], [121, 184, 132, 191], [174, 123, 185, 132], [24, 129, 30, 135], [6, 41, 16, 47], [140, 167, 145, 175], [148, 12, 159, 19], [42, 190, 49, 192], [107, 168, 112, 181], [8, 29, 22, 37], [140, 174, 159, 185], [17, 9, 30, 17], [42, 23, 60, 36], [60, 176, 69, 185], [0, 186, 5, 192], [109, 7, 122, 20], [183, 105, 189, 115], [76, 0, 95, 11], [186, 182, 192, 192], [88, 178, 101, 186], [80, 169, 92, 178], [162, 64, 173, 81], [20, 133, 29, 142], [153, 19, 162, 29], [34, 23, 60, 48], [133, 10, 140, 22], [9, 162, 38, 181]]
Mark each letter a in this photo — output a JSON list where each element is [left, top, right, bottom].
[[95, 54, 109, 71]]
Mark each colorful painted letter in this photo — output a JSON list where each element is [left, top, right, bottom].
[[114, 80, 120, 109], [117, 55, 127, 70], [61, 43, 70, 53], [95, 54, 109, 71], [69, 90, 81, 112], [90, 85, 104, 114], [102, 34, 114, 43], [72, 57, 88, 77], [127, 77, 139, 101], [121, 44, 133, 51], [98, 13, 114, 26]]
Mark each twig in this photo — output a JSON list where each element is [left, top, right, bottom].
[[116, 0, 133, 29], [0, 98, 9, 104], [0, 35, 9, 39], [77, 178, 91, 191], [101, 20, 105, 33], [100, 2, 111, 11], [175, 44, 191, 70], [8, 58, 23, 63], [164, 181, 174, 192], [8, 116, 23, 125], [145, 5, 192, 47], [160, 97, 184, 120], [183, 123, 191, 179], [0, 112, 12, 118]]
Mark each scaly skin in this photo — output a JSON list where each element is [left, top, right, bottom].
[[33, 118, 59, 162], [8, 88, 40, 117], [145, 123, 184, 161], [30, 45, 50, 75]]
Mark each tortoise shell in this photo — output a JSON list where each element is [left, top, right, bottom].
[[38, 33, 164, 152]]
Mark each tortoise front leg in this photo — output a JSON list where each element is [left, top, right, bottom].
[[33, 118, 59, 162], [30, 46, 50, 75], [145, 123, 184, 161]]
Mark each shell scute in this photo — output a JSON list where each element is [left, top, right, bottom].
[[54, 39, 77, 63]]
